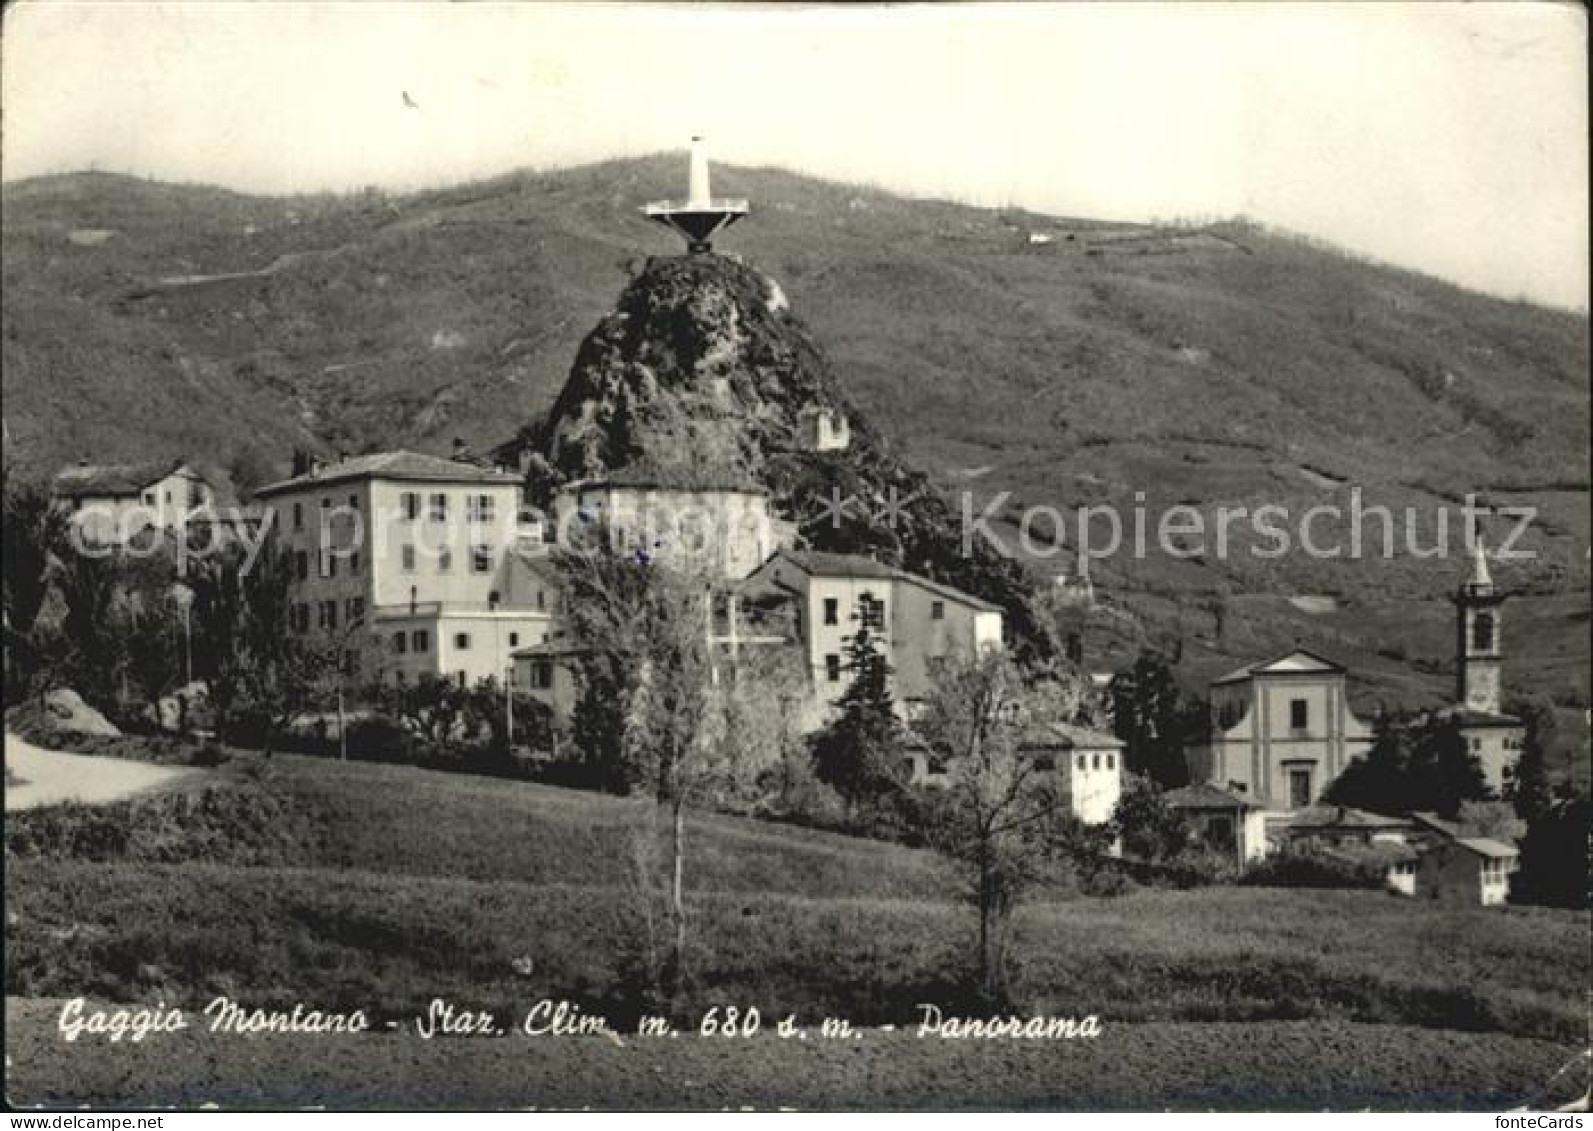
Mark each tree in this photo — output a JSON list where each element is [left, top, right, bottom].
[[49, 550, 130, 708], [1, 473, 71, 702], [553, 528, 751, 1012], [1506, 697, 1556, 822], [1106, 650, 1200, 788], [811, 623, 907, 812], [194, 545, 327, 755], [1112, 774, 1191, 861], [1511, 797, 1591, 909], [916, 648, 1070, 1007], [119, 596, 186, 729], [1325, 712, 1490, 817]]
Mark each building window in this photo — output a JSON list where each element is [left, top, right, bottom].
[[858, 592, 885, 631], [293, 502, 304, 530], [291, 604, 309, 633], [294, 550, 309, 581], [824, 654, 841, 682], [472, 546, 492, 574], [454, 633, 471, 650], [1076, 754, 1087, 771], [1289, 698, 1309, 731], [531, 660, 554, 690], [536, 590, 546, 611], [1091, 753, 1101, 770], [931, 600, 945, 621], [347, 597, 364, 624], [469, 494, 495, 523], [412, 630, 429, 653], [1106, 753, 1115, 771], [144, 492, 156, 506], [348, 493, 359, 511], [401, 545, 417, 572], [823, 598, 839, 626], [438, 546, 453, 573], [393, 632, 407, 654], [402, 492, 420, 521], [350, 551, 360, 574], [318, 600, 338, 631], [429, 493, 448, 522], [321, 551, 337, 579], [1472, 613, 1495, 652], [508, 633, 519, 648]]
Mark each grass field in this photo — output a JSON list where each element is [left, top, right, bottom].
[[6, 751, 1590, 1108]]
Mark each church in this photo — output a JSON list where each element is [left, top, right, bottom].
[[1185, 541, 1524, 811]]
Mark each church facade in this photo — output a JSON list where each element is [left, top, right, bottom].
[[1184, 649, 1377, 812]]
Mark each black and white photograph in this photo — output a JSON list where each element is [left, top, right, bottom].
[[1, 0, 1588, 1114]]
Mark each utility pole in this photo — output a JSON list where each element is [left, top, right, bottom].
[[505, 663, 515, 748]]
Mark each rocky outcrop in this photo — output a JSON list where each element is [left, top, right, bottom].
[[528, 253, 1061, 660]]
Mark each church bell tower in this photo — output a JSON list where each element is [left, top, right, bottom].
[[1453, 540, 1505, 715]]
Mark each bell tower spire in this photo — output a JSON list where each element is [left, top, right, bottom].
[[1453, 536, 1504, 715]]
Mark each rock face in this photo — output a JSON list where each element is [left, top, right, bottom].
[[42, 689, 121, 738], [526, 253, 1060, 660]]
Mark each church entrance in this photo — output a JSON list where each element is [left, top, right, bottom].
[[1288, 768, 1313, 810]]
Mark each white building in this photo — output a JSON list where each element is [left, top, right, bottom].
[[1185, 649, 1376, 812], [739, 549, 1005, 727], [51, 459, 216, 545], [1018, 722, 1125, 826], [256, 450, 551, 686], [549, 474, 794, 582]]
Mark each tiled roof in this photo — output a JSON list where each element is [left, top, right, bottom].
[[256, 451, 520, 496], [1319, 842, 1419, 867], [1284, 805, 1411, 830], [1439, 706, 1523, 728], [1213, 648, 1346, 686], [1453, 837, 1518, 859], [773, 550, 1003, 612], [51, 459, 193, 498], [1164, 782, 1261, 811], [1019, 721, 1124, 751]]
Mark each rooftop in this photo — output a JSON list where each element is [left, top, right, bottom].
[[256, 451, 520, 496], [1453, 836, 1519, 860], [1164, 782, 1262, 811], [770, 550, 1004, 612], [1283, 805, 1412, 830], [1019, 721, 1125, 751], [51, 459, 197, 498], [1213, 647, 1347, 686]]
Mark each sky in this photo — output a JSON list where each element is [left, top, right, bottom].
[[3, 2, 1587, 309]]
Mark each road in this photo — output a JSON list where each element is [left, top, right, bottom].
[[3, 732, 199, 810]]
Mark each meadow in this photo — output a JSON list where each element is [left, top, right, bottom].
[[5, 751, 1589, 1108]]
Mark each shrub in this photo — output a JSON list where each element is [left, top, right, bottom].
[[1241, 847, 1385, 890], [192, 740, 229, 768], [343, 714, 415, 764]]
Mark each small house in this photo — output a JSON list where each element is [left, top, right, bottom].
[[1163, 782, 1269, 867]]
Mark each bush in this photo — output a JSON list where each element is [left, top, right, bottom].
[[191, 740, 229, 768], [1241, 847, 1386, 890], [4, 783, 309, 866], [343, 714, 416, 764]]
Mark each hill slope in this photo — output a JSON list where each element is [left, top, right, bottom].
[[2, 160, 1587, 706]]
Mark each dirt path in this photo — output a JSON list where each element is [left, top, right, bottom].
[[3, 733, 200, 811]]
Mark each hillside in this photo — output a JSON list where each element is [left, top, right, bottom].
[[2, 159, 1588, 707]]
